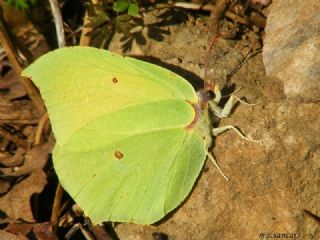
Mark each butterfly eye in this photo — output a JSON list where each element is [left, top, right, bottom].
[[205, 90, 215, 100], [197, 89, 215, 102]]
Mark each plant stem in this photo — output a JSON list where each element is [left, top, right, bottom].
[[35, 112, 48, 145], [51, 183, 64, 223], [80, 0, 99, 46], [48, 0, 66, 48], [0, 16, 45, 114], [47, 0, 66, 224]]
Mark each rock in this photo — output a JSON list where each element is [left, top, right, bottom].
[[262, 0, 320, 102], [110, 12, 320, 239]]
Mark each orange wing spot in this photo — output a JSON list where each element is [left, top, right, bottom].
[[112, 77, 118, 83], [114, 151, 124, 160]]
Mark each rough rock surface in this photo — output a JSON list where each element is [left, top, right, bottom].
[[263, 0, 320, 102], [109, 9, 320, 240]]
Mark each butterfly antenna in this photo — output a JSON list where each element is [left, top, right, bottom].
[[206, 150, 229, 181], [233, 95, 258, 106]]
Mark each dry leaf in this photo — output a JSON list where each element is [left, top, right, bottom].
[[0, 230, 28, 240], [0, 70, 27, 99], [0, 179, 11, 194], [0, 170, 47, 221], [5, 222, 34, 237], [33, 222, 58, 240], [0, 100, 38, 125], [10, 139, 53, 177], [0, 147, 25, 167]]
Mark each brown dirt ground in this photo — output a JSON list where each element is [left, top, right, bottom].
[[108, 8, 320, 240], [1, 5, 319, 240]]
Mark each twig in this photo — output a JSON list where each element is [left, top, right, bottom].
[[48, 0, 66, 48], [80, 225, 95, 240], [0, 119, 39, 124], [208, 0, 230, 39], [0, 16, 46, 114], [58, 199, 70, 216], [156, 2, 263, 29], [48, 0, 66, 225], [157, 2, 214, 11], [203, 0, 230, 90], [34, 112, 48, 145], [0, 27, 22, 74], [79, 12, 92, 46], [51, 183, 64, 223], [225, 10, 250, 26], [80, 0, 99, 46], [304, 210, 320, 226], [226, 49, 262, 82]]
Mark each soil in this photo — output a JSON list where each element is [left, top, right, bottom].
[[108, 8, 320, 240]]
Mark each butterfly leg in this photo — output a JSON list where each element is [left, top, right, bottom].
[[209, 95, 236, 118], [209, 83, 239, 118], [209, 84, 257, 119], [207, 85, 259, 180], [210, 85, 259, 141], [205, 149, 229, 181], [212, 125, 260, 142]]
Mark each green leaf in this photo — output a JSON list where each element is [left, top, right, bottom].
[[5, 0, 14, 5], [4, 0, 36, 9], [21, 47, 208, 224], [114, 15, 134, 36], [113, 0, 129, 13], [128, 3, 139, 16], [116, 14, 131, 22], [16, 1, 28, 9]]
